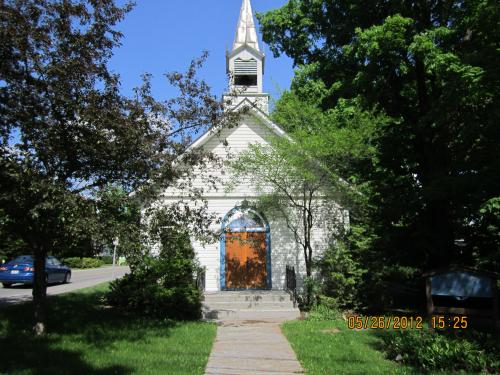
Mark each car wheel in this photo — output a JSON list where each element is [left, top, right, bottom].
[[2, 283, 12, 288], [63, 272, 71, 284]]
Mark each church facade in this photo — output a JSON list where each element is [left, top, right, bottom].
[[159, 0, 342, 292]]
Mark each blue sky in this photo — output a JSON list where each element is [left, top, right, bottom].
[[110, 0, 294, 106]]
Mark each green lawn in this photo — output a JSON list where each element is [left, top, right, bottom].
[[281, 319, 459, 375], [0, 283, 217, 375]]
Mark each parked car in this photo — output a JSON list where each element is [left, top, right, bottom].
[[0, 255, 71, 288]]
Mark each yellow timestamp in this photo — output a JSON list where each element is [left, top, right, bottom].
[[431, 315, 468, 329], [347, 315, 469, 330], [347, 316, 424, 330]]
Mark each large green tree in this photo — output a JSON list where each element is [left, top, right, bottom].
[[258, 0, 500, 276], [228, 97, 384, 305], [0, 0, 232, 334]]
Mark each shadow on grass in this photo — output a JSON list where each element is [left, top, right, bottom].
[[0, 284, 179, 374], [0, 337, 132, 375]]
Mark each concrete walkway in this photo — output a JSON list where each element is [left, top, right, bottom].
[[205, 320, 304, 375]]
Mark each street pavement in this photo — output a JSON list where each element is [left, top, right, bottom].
[[0, 266, 129, 308]]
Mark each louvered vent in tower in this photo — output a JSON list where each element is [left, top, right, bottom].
[[234, 58, 258, 86]]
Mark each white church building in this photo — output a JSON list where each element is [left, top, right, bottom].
[[160, 0, 341, 293]]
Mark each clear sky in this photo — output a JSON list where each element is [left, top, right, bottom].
[[109, 0, 294, 107]]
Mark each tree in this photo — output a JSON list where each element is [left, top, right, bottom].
[[227, 97, 380, 303], [0, 0, 234, 334], [229, 94, 389, 306], [257, 0, 500, 275]]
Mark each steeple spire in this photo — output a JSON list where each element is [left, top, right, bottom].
[[233, 0, 260, 52], [225, 0, 269, 113]]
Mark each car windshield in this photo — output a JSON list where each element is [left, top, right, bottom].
[[12, 256, 33, 263], [47, 257, 61, 266]]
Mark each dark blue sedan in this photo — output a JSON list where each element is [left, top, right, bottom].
[[0, 255, 71, 288]]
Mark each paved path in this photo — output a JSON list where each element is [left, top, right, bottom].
[[205, 320, 304, 375], [0, 266, 129, 308]]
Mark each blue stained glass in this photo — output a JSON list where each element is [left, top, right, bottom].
[[228, 213, 264, 230]]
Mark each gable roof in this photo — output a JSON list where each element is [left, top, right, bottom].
[[186, 98, 288, 152]]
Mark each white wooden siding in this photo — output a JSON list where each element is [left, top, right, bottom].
[[163, 114, 275, 198]]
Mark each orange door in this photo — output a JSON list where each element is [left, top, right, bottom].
[[225, 232, 267, 289]]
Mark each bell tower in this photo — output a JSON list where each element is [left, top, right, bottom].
[[225, 0, 269, 114]]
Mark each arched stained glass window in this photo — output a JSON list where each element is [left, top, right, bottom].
[[223, 207, 268, 232], [228, 214, 264, 231]]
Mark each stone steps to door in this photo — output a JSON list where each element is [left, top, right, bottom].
[[203, 309, 300, 322], [204, 301, 294, 310], [204, 291, 292, 303], [202, 291, 300, 322]]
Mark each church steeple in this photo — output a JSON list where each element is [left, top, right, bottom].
[[233, 0, 260, 52], [225, 0, 269, 114]]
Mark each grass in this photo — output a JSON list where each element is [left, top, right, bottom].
[[0, 283, 217, 375], [281, 319, 469, 375]]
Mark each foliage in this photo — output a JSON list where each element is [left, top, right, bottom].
[[381, 328, 500, 373], [0, 0, 236, 334], [107, 229, 202, 320], [80, 258, 104, 269], [317, 242, 365, 310], [306, 297, 343, 321], [469, 197, 500, 271], [296, 277, 322, 311], [0, 209, 28, 260], [258, 0, 500, 309], [100, 256, 114, 265], [62, 257, 104, 269], [0, 283, 216, 375], [228, 124, 354, 303], [230, 93, 389, 308], [94, 186, 146, 271]]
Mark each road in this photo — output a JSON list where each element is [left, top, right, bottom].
[[0, 266, 129, 308]]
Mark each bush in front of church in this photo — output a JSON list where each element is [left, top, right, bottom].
[[107, 230, 202, 320], [317, 241, 365, 311]]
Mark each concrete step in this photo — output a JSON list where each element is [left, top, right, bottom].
[[204, 292, 292, 303], [203, 309, 300, 322], [202, 291, 299, 322], [203, 301, 295, 310]]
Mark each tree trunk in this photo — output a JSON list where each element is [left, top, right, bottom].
[[32, 244, 47, 336], [304, 242, 314, 307]]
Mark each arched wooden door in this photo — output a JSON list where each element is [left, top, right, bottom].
[[221, 207, 271, 290]]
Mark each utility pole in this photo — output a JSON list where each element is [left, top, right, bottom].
[[112, 237, 119, 279]]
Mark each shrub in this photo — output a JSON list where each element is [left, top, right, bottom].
[[100, 255, 114, 265], [62, 257, 103, 269], [296, 277, 322, 311], [306, 297, 342, 321], [381, 328, 500, 373], [62, 257, 83, 268], [80, 258, 104, 269], [317, 242, 365, 310], [107, 230, 202, 320]]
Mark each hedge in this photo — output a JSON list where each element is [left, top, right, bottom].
[[62, 257, 104, 269]]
